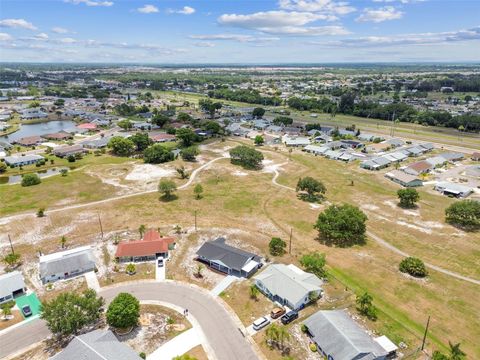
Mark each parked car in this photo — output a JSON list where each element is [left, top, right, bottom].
[[252, 316, 270, 331], [22, 305, 32, 317], [270, 307, 286, 319], [281, 310, 298, 325], [157, 258, 164, 267]]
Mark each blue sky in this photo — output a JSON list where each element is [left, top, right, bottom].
[[0, 0, 479, 63]]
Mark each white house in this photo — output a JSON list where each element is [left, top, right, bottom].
[[0, 271, 26, 303], [39, 246, 96, 284], [254, 264, 323, 310]]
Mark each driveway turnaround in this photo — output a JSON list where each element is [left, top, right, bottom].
[[0, 281, 260, 360]]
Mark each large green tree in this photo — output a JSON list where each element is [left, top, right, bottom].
[[445, 199, 480, 230], [143, 144, 174, 164], [269, 237, 286, 256], [356, 292, 377, 321], [314, 204, 368, 247], [176, 128, 197, 147], [397, 188, 420, 208], [106, 293, 140, 329], [296, 177, 326, 202], [40, 289, 104, 338], [229, 145, 264, 169], [108, 136, 135, 157], [252, 107, 265, 118], [130, 132, 153, 151], [21, 173, 41, 187], [158, 179, 177, 200], [299, 252, 327, 278]]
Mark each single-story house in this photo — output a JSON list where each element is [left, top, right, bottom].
[[419, 142, 435, 151], [81, 137, 110, 149], [21, 109, 48, 120], [304, 310, 389, 360], [357, 133, 378, 142], [150, 133, 176, 143], [385, 170, 423, 187], [324, 150, 343, 160], [77, 123, 97, 131], [0, 271, 26, 304], [284, 136, 311, 147], [14, 135, 44, 147], [51, 329, 141, 360], [39, 246, 96, 284], [265, 125, 283, 134], [42, 131, 73, 141], [401, 146, 425, 157], [115, 229, 175, 263], [383, 151, 408, 163], [253, 119, 269, 130], [340, 140, 363, 149], [434, 182, 473, 198], [403, 161, 432, 176], [196, 237, 261, 278], [304, 144, 329, 156], [385, 138, 405, 147], [360, 156, 391, 170], [425, 156, 448, 168], [4, 154, 44, 167], [439, 152, 464, 162], [366, 142, 391, 153], [254, 264, 323, 310], [53, 144, 87, 158]]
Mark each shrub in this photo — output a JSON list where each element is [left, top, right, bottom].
[[180, 146, 199, 161], [21, 173, 41, 187], [445, 199, 480, 231], [399, 257, 428, 277], [37, 208, 45, 217], [67, 154, 76, 162], [309, 343, 317, 352], [125, 263, 136, 275], [269, 237, 286, 256]]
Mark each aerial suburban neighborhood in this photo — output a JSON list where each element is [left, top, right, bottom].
[[0, 1, 479, 360]]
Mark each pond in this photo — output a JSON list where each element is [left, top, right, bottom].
[[0, 167, 69, 185], [0, 120, 77, 143]]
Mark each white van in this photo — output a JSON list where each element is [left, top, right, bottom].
[[252, 316, 270, 331]]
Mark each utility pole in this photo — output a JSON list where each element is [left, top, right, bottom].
[[421, 315, 431, 351], [289, 228, 293, 255], [8, 234, 14, 254], [194, 210, 197, 231], [98, 213, 104, 240]]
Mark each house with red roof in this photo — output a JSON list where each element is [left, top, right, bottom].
[[77, 123, 98, 131], [115, 229, 175, 263]]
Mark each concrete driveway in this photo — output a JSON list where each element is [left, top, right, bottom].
[[0, 281, 260, 360]]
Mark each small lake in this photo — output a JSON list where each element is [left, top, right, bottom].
[[0, 120, 77, 143], [0, 167, 69, 185]]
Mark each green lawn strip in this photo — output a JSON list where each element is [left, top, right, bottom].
[[328, 266, 449, 354]]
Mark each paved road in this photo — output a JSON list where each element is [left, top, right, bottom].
[[0, 281, 259, 360]]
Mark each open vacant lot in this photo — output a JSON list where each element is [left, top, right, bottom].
[[1, 139, 479, 358]]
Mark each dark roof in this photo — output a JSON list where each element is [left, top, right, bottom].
[[51, 329, 141, 360], [196, 238, 259, 272]]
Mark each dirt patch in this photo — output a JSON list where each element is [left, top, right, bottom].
[[119, 304, 191, 355]]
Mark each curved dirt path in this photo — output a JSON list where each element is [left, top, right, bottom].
[[267, 160, 480, 286], [0, 156, 227, 223]]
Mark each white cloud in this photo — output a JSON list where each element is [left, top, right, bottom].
[[168, 6, 196, 15], [0, 33, 13, 41], [0, 19, 37, 30], [189, 34, 280, 43], [311, 26, 480, 47], [356, 6, 403, 22], [51, 27, 69, 34], [194, 41, 215, 47], [137, 4, 159, 14], [278, 0, 356, 15], [64, 0, 113, 7], [33, 33, 49, 40], [58, 37, 77, 44]]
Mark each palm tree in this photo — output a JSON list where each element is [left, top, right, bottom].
[[449, 342, 466, 360], [265, 323, 279, 347], [277, 325, 290, 350], [60, 236, 67, 249], [249, 284, 259, 300], [139, 224, 146, 238]]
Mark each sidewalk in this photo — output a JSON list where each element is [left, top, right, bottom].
[[210, 275, 238, 296], [84, 271, 100, 292], [147, 328, 202, 360]]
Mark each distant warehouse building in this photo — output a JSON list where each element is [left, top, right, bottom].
[[385, 170, 423, 187], [0, 271, 26, 304], [39, 246, 96, 284]]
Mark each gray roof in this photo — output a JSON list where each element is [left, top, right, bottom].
[[439, 152, 464, 161], [196, 238, 259, 272], [51, 329, 141, 360], [0, 271, 25, 299], [304, 310, 387, 360], [4, 154, 44, 165], [254, 264, 323, 306], [39, 248, 95, 279]]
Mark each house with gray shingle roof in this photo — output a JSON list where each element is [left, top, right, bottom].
[[304, 310, 388, 360], [51, 329, 141, 360], [254, 264, 323, 310], [196, 238, 261, 277], [0, 271, 26, 304]]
